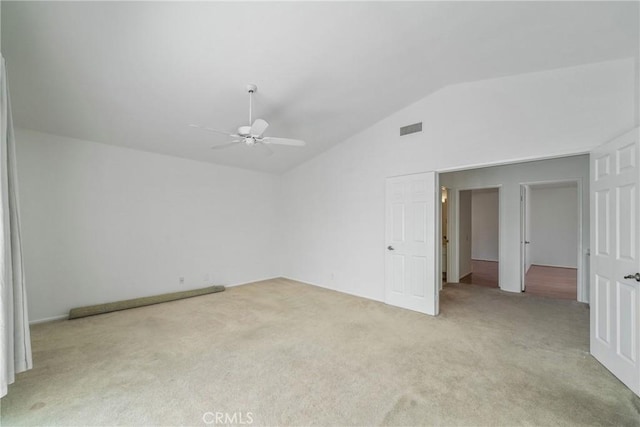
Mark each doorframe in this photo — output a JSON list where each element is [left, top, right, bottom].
[[440, 186, 452, 290], [519, 178, 585, 302], [445, 185, 502, 288], [520, 184, 530, 291]]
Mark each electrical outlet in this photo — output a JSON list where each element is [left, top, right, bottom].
[[179, 277, 185, 285]]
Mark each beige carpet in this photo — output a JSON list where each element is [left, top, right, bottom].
[[1, 278, 639, 426]]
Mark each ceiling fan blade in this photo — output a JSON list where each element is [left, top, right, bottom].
[[189, 124, 238, 137], [262, 137, 306, 147], [250, 119, 269, 137], [210, 141, 241, 150]]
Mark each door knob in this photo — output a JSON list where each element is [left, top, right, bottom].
[[624, 273, 640, 282], [387, 246, 395, 251]]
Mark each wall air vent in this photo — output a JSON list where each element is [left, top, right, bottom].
[[400, 122, 422, 136]]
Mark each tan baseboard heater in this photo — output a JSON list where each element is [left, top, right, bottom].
[[68, 285, 225, 319]]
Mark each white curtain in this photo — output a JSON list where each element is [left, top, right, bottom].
[[0, 55, 32, 398]]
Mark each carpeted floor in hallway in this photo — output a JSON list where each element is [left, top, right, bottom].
[[1, 278, 639, 426]]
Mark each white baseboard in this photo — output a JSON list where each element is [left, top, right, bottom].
[[27, 276, 367, 325], [531, 263, 577, 270], [281, 276, 384, 303], [459, 270, 472, 279], [226, 276, 282, 288], [30, 314, 68, 325]]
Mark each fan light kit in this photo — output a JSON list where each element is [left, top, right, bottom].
[[189, 84, 306, 152]]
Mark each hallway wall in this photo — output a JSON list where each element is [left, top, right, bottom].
[[471, 189, 499, 262]]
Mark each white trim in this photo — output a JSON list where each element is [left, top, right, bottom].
[[519, 178, 581, 187], [530, 263, 579, 270], [30, 314, 68, 325], [28, 276, 282, 325], [436, 150, 590, 174], [281, 276, 385, 303], [225, 276, 282, 288], [434, 173, 441, 315], [520, 184, 529, 291], [440, 185, 455, 291]]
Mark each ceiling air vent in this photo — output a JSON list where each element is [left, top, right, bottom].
[[400, 122, 422, 136]]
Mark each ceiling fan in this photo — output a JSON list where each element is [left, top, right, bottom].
[[189, 84, 306, 152]]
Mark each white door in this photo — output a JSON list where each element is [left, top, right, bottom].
[[385, 172, 438, 315], [590, 127, 640, 396], [441, 186, 449, 290], [520, 185, 531, 291]]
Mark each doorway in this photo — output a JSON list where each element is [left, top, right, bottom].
[[438, 155, 588, 299], [458, 188, 500, 288], [521, 181, 581, 300], [441, 187, 449, 286], [431, 141, 637, 396]]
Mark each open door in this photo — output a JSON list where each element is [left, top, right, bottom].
[[441, 186, 449, 290], [385, 172, 439, 315], [590, 127, 640, 396], [520, 185, 529, 291]]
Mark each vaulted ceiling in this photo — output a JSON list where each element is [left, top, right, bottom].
[[2, 1, 638, 173]]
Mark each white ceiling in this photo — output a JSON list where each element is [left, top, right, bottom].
[[2, 1, 638, 174]]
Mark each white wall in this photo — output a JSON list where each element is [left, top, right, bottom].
[[16, 58, 635, 320], [458, 190, 472, 277], [16, 129, 280, 322], [529, 185, 578, 268], [471, 189, 499, 262], [280, 59, 632, 304]]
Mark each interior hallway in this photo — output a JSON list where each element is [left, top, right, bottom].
[[525, 265, 578, 300], [2, 278, 637, 426]]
